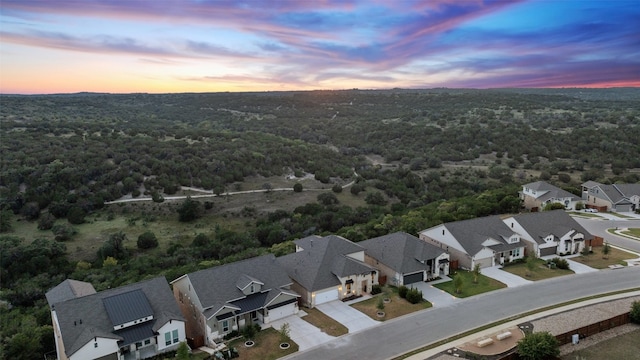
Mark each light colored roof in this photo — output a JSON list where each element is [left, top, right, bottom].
[[510, 210, 593, 245], [277, 235, 375, 292], [359, 232, 446, 274], [441, 215, 520, 256], [523, 181, 580, 202]]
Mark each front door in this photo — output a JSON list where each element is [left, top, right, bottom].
[[361, 280, 367, 293]]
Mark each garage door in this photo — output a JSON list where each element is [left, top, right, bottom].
[[539, 246, 557, 257], [314, 288, 339, 305], [403, 272, 424, 285], [475, 257, 493, 269], [268, 302, 297, 321]]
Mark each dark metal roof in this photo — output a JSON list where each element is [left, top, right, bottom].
[[229, 292, 269, 315], [115, 321, 155, 347], [103, 289, 154, 327]]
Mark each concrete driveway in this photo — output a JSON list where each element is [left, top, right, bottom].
[[316, 300, 379, 333], [408, 280, 459, 307], [269, 312, 334, 351], [565, 259, 599, 274], [481, 266, 533, 287]]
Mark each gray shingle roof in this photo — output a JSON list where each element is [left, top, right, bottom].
[[523, 181, 579, 202], [45, 279, 96, 308], [183, 254, 294, 318], [594, 184, 640, 204], [53, 277, 184, 357], [359, 232, 446, 274], [442, 215, 520, 256], [276, 235, 375, 292], [511, 210, 594, 245]]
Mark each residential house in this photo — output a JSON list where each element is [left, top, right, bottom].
[[520, 181, 581, 211], [582, 181, 640, 212], [276, 235, 378, 308], [171, 254, 299, 347], [419, 216, 526, 270], [46, 277, 186, 360], [503, 210, 592, 257], [359, 232, 450, 286]]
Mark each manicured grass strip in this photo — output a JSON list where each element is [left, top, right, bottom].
[[351, 290, 431, 321], [570, 247, 637, 269], [433, 271, 506, 298], [393, 288, 640, 360], [228, 327, 298, 360], [622, 228, 640, 238], [501, 259, 573, 281]]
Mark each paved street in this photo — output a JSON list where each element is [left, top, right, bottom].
[[283, 266, 640, 360], [574, 216, 640, 254]]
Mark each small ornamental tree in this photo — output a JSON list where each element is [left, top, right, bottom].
[[526, 255, 537, 277], [453, 274, 463, 294], [517, 331, 560, 360], [473, 263, 481, 284], [279, 323, 291, 343], [602, 242, 611, 259], [177, 196, 202, 222]]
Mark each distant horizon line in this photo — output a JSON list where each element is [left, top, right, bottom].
[[2, 86, 639, 96]]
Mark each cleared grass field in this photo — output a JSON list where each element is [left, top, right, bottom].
[[434, 271, 506, 298], [501, 259, 574, 281], [351, 288, 432, 321], [561, 328, 640, 360], [571, 247, 638, 269]]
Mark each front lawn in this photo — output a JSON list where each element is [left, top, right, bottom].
[[300, 307, 348, 336], [228, 328, 298, 360], [351, 287, 431, 321], [571, 247, 638, 269], [622, 228, 640, 238], [433, 271, 506, 298], [501, 259, 573, 280]]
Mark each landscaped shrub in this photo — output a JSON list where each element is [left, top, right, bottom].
[[371, 284, 382, 295], [631, 301, 640, 324], [137, 231, 159, 249], [405, 288, 423, 304], [398, 285, 408, 299], [223, 330, 239, 340], [551, 257, 570, 270]]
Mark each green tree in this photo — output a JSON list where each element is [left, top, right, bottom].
[[331, 184, 342, 193], [472, 263, 481, 284], [279, 322, 291, 343], [377, 296, 385, 311], [137, 231, 159, 249], [526, 255, 537, 277], [176, 341, 190, 360], [517, 331, 560, 360], [365, 192, 387, 206], [37, 213, 56, 230], [453, 274, 463, 294], [602, 242, 611, 259], [317, 192, 339, 206], [630, 301, 640, 324], [543, 202, 565, 211], [66, 206, 86, 224], [0, 209, 13, 233], [293, 182, 303, 193], [177, 196, 202, 222]]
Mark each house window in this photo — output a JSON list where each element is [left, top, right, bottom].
[[145, 339, 151, 345], [136, 342, 142, 349], [94, 342, 98, 348], [346, 282, 352, 293], [179, 292, 183, 303], [222, 320, 229, 333], [250, 284, 254, 293], [250, 311, 257, 320], [165, 332, 172, 346], [172, 329, 179, 344]]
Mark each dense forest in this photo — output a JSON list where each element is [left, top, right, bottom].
[[1, 88, 639, 359]]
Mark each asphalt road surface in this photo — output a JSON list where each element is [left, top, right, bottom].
[[285, 266, 640, 360], [574, 217, 640, 254]]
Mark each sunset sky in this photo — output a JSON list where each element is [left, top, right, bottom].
[[1, 0, 639, 94]]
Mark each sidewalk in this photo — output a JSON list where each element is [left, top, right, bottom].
[[401, 290, 640, 360]]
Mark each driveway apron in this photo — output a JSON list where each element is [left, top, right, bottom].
[[408, 281, 459, 307], [269, 313, 334, 351], [316, 300, 379, 333], [481, 266, 533, 287]]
